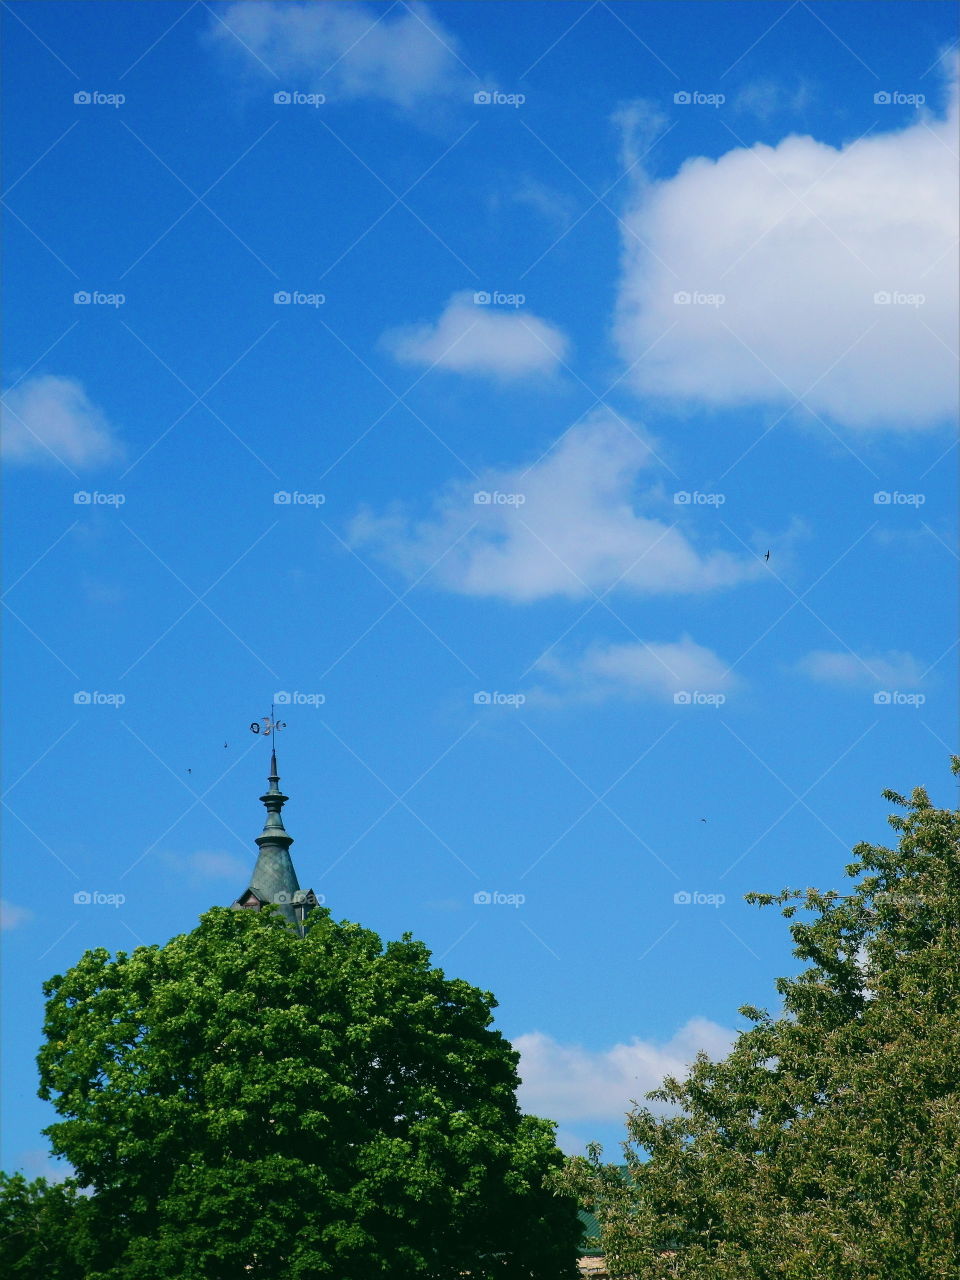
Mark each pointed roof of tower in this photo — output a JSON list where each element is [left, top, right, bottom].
[[232, 741, 301, 925]]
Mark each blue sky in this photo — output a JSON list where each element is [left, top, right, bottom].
[[2, 0, 957, 1173]]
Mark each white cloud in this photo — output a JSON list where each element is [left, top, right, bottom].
[[15, 1150, 74, 1185], [507, 178, 580, 231], [535, 636, 739, 704], [733, 78, 814, 119], [382, 291, 570, 378], [553, 1128, 595, 1157], [1, 375, 120, 468], [209, 1, 465, 108], [516, 1018, 736, 1123], [1, 899, 32, 930], [796, 648, 926, 688], [163, 850, 249, 884], [615, 79, 958, 429], [350, 413, 761, 601], [612, 97, 668, 173]]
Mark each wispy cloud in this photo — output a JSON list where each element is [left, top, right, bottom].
[[534, 636, 741, 705], [208, 1, 468, 108], [733, 77, 814, 119], [796, 648, 926, 688], [350, 413, 762, 602], [611, 97, 669, 173], [161, 850, 249, 885], [2, 375, 121, 468], [504, 177, 580, 231], [14, 1150, 75, 1185], [382, 290, 570, 378], [1, 899, 33, 930]]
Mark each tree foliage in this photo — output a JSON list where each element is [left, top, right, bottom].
[[565, 765, 960, 1279], [0, 1172, 90, 1279], [30, 906, 582, 1279]]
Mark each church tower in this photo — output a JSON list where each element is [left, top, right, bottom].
[[231, 741, 317, 931]]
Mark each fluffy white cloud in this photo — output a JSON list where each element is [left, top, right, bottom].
[[209, 1, 465, 107], [350, 413, 761, 601], [796, 648, 926, 688], [515, 1018, 736, 1123], [535, 636, 739, 704], [382, 291, 569, 378], [1, 375, 120, 468], [0, 899, 32, 930], [615, 80, 958, 429]]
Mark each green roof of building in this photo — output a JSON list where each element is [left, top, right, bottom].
[[233, 746, 301, 925], [577, 1206, 603, 1256]]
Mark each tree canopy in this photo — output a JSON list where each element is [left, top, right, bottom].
[[565, 765, 960, 1279], [21, 905, 582, 1279], [0, 1172, 90, 1279]]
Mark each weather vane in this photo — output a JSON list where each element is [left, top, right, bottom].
[[250, 702, 287, 737]]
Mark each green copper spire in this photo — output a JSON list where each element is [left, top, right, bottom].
[[232, 742, 301, 925]]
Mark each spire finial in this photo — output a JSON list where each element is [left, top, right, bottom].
[[251, 704, 286, 792]]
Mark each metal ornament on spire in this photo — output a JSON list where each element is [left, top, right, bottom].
[[251, 704, 287, 781], [250, 704, 287, 738]]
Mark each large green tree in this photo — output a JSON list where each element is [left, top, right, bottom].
[[33, 906, 582, 1279], [565, 766, 960, 1279]]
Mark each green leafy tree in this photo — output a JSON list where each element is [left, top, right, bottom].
[[0, 1172, 91, 1279], [565, 765, 960, 1279], [35, 906, 583, 1279]]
